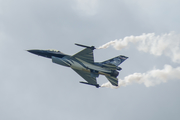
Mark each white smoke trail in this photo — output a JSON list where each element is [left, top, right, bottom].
[[99, 32, 180, 88], [101, 64, 180, 89], [98, 32, 180, 63]]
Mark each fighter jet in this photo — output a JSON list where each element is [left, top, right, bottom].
[[27, 43, 128, 88]]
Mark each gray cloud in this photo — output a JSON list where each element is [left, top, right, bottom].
[[1, 0, 180, 120]]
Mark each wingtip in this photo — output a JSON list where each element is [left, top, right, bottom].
[[96, 84, 101, 88], [75, 43, 96, 50]]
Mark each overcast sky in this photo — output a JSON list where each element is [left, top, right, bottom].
[[1, 0, 180, 120]]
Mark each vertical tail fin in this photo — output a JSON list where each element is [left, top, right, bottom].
[[101, 55, 128, 66]]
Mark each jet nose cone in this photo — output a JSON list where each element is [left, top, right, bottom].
[[27, 50, 32, 53], [27, 49, 44, 56], [27, 49, 38, 54], [27, 49, 51, 58]]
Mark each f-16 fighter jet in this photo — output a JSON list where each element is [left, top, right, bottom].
[[27, 43, 128, 88]]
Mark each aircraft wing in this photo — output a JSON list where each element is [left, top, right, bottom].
[[105, 75, 118, 86], [72, 48, 94, 64], [72, 68, 98, 85]]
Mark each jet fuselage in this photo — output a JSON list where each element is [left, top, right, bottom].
[[27, 49, 119, 78]]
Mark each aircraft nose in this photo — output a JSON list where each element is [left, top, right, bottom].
[[27, 50, 46, 57], [27, 49, 52, 58], [27, 49, 43, 56]]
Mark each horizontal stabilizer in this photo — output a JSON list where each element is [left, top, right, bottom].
[[80, 81, 100, 88], [105, 76, 118, 86], [75, 43, 96, 50]]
